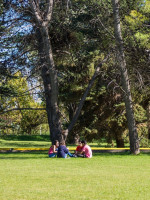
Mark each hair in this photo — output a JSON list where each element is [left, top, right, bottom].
[[53, 140, 59, 145], [81, 140, 87, 144], [60, 140, 65, 145]]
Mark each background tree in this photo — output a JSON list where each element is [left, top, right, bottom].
[[111, 0, 140, 154], [0, 0, 149, 150], [0, 72, 47, 134]]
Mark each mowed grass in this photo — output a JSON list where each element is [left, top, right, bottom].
[[0, 152, 150, 200], [0, 139, 51, 148], [0, 135, 128, 148], [0, 135, 51, 148], [0, 138, 109, 148]]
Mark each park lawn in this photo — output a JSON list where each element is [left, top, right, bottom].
[[0, 138, 106, 148], [0, 152, 150, 200], [0, 136, 127, 148], [0, 135, 133, 148], [0, 139, 51, 148]]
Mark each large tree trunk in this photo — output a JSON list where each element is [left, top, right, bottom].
[[40, 27, 62, 143], [30, 0, 63, 143], [111, 0, 140, 154], [30, 0, 109, 144]]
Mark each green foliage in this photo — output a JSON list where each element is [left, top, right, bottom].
[[125, 1, 150, 48], [134, 104, 147, 122], [0, 72, 47, 134], [1, 0, 149, 147]]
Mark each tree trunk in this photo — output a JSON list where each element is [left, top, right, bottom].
[[65, 55, 110, 137], [115, 135, 124, 148], [111, 0, 140, 154], [38, 26, 63, 143], [30, 1, 109, 144], [30, 1, 63, 144]]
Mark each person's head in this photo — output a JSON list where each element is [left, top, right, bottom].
[[54, 140, 59, 147], [81, 140, 87, 146], [78, 140, 82, 146], [60, 140, 66, 146]]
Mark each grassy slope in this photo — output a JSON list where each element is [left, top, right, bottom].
[[0, 152, 150, 200]]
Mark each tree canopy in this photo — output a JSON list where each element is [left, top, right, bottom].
[[0, 0, 149, 152]]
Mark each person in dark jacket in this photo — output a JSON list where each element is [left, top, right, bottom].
[[57, 140, 73, 158]]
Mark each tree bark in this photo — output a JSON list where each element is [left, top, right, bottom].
[[40, 26, 63, 143], [30, 0, 63, 143], [111, 0, 140, 154]]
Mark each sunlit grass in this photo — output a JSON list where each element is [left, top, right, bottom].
[[0, 152, 150, 200], [0, 139, 51, 148], [0, 135, 129, 148]]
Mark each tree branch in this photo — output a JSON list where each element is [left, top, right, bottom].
[[0, 108, 46, 115], [44, 0, 53, 23], [29, 0, 42, 25], [64, 53, 110, 136]]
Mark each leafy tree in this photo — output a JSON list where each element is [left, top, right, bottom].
[[0, 72, 47, 134], [1, 0, 149, 151], [1, 0, 111, 142], [111, 0, 140, 154]]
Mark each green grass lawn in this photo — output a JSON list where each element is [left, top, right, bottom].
[[0, 139, 51, 148], [0, 135, 51, 148], [0, 152, 150, 200], [0, 135, 129, 148]]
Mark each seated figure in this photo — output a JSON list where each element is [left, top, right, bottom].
[[57, 140, 73, 158], [80, 140, 92, 158], [48, 140, 59, 158], [75, 140, 83, 156]]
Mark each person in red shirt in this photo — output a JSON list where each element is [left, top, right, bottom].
[[75, 140, 83, 156]]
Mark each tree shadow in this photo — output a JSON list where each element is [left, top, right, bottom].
[[93, 152, 150, 157], [0, 151, 150, 160], [0, 151, 49, 160]]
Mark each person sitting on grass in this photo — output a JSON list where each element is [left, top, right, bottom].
[[75, 140, 83, 156], [48, 140, 59, 158], [80, 140, 92, 158], [57, 140, 73, 158]]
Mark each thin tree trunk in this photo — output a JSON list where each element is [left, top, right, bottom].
[[115, 133, 124, 148], [63, 55, 110, 138], [111, 0, 140, 154]]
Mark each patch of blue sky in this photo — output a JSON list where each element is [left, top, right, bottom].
[[0, 10, 33, 70], [1, 2, 41, 101]]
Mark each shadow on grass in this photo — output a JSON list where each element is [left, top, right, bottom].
[[1, 151, 149, 160], [0, 151, 48, 160], [94, 152, 150, 157]]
